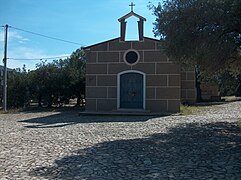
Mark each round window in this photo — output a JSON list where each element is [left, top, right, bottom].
[[124, 49, 140, 65]]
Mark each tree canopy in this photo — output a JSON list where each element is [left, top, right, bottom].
[[6, 47, 86, 108], [150, 0, 241, 72]]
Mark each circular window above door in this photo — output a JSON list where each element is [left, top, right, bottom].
[[123, 49, 140, 65]]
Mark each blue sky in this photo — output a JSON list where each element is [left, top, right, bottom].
[[0, 0, 161, 70]]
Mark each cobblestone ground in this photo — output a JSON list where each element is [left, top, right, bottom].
[[0, 102, 241, 179]]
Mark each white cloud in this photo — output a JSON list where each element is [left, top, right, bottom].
[[0, 30, 70, 70], [0, 46, 70, 70], [0, 29, 70, 67], [0, 30, 29, 43], [0, 32, 3, 42], [10, 46, 69, 59]]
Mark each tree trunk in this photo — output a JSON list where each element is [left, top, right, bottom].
[[38, 94, 42, 107], [75, 93, 81, 107], [235, 78, 241, 97], [196, 81, 202, 102], [47, 95, 53, 108], [195, 66, 203, 102]]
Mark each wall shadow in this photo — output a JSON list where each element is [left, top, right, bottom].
[[18, 111, 157, 128], [29, 121, 241, 179]]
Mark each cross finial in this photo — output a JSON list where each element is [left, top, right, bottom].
[[129, 2, 135, 12]]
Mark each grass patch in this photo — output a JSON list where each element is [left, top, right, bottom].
[[180, 104, 203, 115]]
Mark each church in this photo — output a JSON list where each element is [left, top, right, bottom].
[[83, 7, 196, 114]]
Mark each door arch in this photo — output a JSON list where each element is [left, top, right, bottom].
[[117, 70, 146, 109]]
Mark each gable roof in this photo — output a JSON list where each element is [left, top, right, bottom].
[[83, 38, 119, 50], [118, 11, 146, 22], [83, 37, 161, 50]]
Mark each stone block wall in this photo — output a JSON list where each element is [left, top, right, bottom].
[[85, 37, 182, 113], [180, 67, 196, 104]]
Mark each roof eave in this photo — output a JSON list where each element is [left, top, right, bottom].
[[118, 11, 146, 22], [83, 37, 120, 50]]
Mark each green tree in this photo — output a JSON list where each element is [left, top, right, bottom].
[[150, 0, 241, 71], [218, 71, 239, 96], [31, 60, 67, 107], [66, 47, 86, 106], [7, 47, 86, 109], [27, 48, 85, 108], [8, 65, 29, 108]]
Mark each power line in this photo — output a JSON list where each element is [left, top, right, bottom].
[[7, 55, 70, 61], [8, 25, 85, 46], [1, 25, 83, 62]]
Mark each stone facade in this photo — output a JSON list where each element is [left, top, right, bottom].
[[84, 11, 196, 114], [200, 83, 220, 101], [181, 67, 196, 104]]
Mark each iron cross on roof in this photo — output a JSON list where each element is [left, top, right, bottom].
[[129, 2, 135, 12]]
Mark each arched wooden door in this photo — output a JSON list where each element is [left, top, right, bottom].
[[119, 72, 144, 109]]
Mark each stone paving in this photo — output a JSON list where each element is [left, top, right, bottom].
[[0, 102, 241, 179]]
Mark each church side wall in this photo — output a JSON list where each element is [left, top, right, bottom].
[[180, 67, 196, 104], [85, 38, 181, 113]]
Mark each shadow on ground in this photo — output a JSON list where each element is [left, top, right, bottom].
[[18, 111, 158, 128], [30, 122, 241, 179]]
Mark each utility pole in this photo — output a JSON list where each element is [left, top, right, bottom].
[[3, 24, 8, 112]]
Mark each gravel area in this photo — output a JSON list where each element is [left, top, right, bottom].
[[0, 102, 241, 179]]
